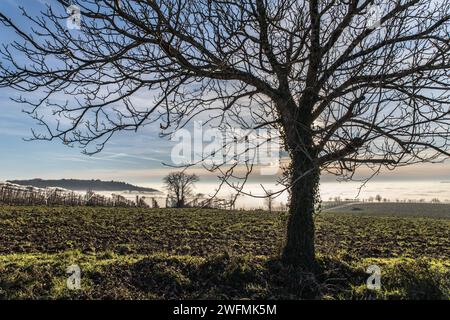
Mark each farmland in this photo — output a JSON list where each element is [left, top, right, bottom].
[[0, 205, 449, 299], [326, 202, 450, 218]]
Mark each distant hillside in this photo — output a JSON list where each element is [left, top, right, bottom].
[[8, 179, 159, 193]]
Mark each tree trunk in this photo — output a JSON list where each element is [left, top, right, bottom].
[[282, 150, 319, 271], [274, 94, 320, 271], [278, 92, 321, 272]]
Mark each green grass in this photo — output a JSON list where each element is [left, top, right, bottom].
[[0, 205, 448, 299]]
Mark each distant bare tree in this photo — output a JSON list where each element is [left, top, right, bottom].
[[265, 190, 275, 213], [151, 197, 160, 209], [163, 172, 199, 208], [375, 194, 382, 202], [0, 0, 449, 270], [227, 193, 238, 210]]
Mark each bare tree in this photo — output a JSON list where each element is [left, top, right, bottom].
[[163, 172, 199, 208], [0, 0, 449, 270], [265, 189, 275, 213]]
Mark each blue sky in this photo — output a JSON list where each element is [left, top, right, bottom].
[[0, 0, 203, 185], [0, 0, 448, 189], [0, 0, 174, 184], [0, 86, 175, 183]]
